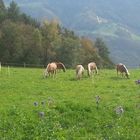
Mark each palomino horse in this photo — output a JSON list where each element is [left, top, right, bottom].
[[44, 62, 57, 78], [76, 65, 85, 80], [44, 62, 66, 78], [116, 63, 130, 78], [87, 62, 98, 77]]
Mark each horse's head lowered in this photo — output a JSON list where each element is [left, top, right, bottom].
[[116, 63, 130, 78], [55, 62, 66, 72], [44, 62, 57, 78]]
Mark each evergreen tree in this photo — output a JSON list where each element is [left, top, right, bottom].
[[0, 0, 6, 23], [95, 38, 113, 68], [7, 1, 20, 22]]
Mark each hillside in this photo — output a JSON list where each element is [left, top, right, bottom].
[[4, 0, 140, 67]]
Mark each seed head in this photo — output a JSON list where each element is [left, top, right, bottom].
[[34, 102, 38, 107], [115, 106, 124, 115], [95, 95, 100, 104], [38, 111, 45, 118]]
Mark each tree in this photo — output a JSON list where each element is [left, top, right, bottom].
[[41, 20, 61, 64], [79, 37, 100, 67], [7, 1, 20, 22], [0, 0, 6, 23], [0, 20, 19, 62], [16, 23, 43, 64], [95, 38, 114, 68], [57, 37, 80, 68]]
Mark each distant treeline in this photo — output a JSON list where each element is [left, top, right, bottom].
[[0, 0, 114, 68]]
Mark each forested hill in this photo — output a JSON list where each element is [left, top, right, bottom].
[[4, 0, 140, 67], [0, 0, 113, 68]]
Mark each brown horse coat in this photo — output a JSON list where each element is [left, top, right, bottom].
[[116, 63, 130, 78], [55, 62, 66, 72]]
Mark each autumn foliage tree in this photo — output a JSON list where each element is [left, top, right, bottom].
[[0, 0, 114, 68]]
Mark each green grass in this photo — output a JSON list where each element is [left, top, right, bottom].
[[0, 67, 140, 139]]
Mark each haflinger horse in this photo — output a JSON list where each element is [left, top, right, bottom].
[[76, 65, 85, 80], [116, 63, 130, 78], [44, 62, 66, 78], [87, 62, 98, 77]]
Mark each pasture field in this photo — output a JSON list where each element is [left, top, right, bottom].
[[0, 67, 140, 140]]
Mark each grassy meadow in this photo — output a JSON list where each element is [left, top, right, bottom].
[[0, 67, 140, 139]]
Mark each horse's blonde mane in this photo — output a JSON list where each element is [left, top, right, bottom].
[[123, 64, 130, 75]]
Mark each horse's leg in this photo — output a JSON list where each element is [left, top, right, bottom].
[[53, 70, 55, 78], [53, 69, 57, 77], [96, 67, 98, 74]]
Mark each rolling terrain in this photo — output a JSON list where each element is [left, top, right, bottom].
[[4, 0, 140, 67], [0, 67, 140, 139]]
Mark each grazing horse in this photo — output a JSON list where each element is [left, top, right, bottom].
[[55, 62, 66, 72], [44, 62, 66, 78], [44, 62, 57, 78], [116, 63, 130, 78], [76, 65, 85, 80], [87, 62, 98, 77]]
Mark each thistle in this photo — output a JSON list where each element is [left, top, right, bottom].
[[38, 111, 45, 118], [41, 101, 45, 106], [48, 97, 54, 107], [115, 106, 124, 115], [95, 95, 100, 109], [34, 101, 38, 107], [135, 80, 140, 85]]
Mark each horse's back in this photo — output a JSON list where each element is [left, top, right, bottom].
[[76, 65, 84, 73], [76, 65, 84, 79], [116, 63, 126, 73], [88, 62, 97, 70], [46, 62, 57, 73], [116, 63, 129, 78]]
